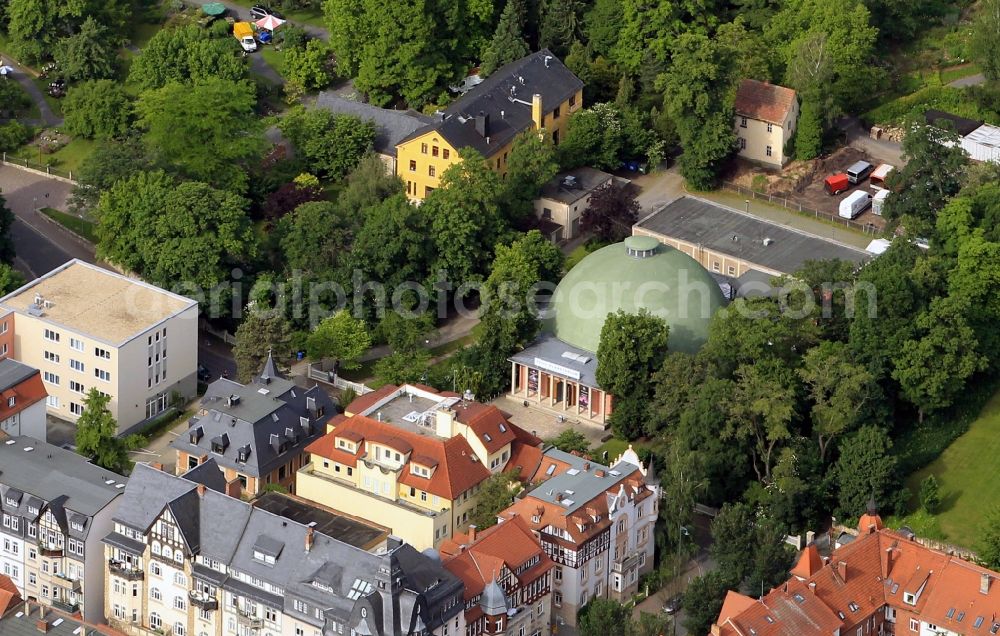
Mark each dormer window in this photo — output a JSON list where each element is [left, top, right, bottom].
[[904, 592, 915, 605], [71, 521, 85, 532], [484, 433, 492, 442], [411, 464, 431, 478]]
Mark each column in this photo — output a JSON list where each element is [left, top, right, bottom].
[[510, 362, 518, 396]]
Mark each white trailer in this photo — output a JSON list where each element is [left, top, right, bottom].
[[839, 190, 872, 219]]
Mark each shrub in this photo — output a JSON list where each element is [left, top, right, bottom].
[[920, 475, 942, 514]]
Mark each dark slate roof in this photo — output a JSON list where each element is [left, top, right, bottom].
[[399, 49, 583, 158], [635, 196, 870, 275], [253, 492, 388, 550], [0, 436, 125, 532], [170, 362, 335, 478], [179, 457, 228, 493], [111, 463, 195, 532], [197, 488, 251, 562], [104, 531, 147, 555], [315, 93, 434, 158], [0, 605, 99, 636], [538, 167, 615, 205], [0, 358, 39, 391], [924, 109, 983, 137]]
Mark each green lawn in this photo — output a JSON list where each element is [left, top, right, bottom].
[[11, 137, 96, 175], [905, 387, 1000, 549], [225, 0, 327, 29], [940, 62, 981, 84], [259, 47, 288, 79], [40, 208, 97, 243]]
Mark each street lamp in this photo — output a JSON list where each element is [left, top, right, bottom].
[[745, 199, 750, 215]]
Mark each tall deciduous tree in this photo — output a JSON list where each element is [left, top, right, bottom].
[[682, 571, 739, 636], [62, 80, 132, 139], [0, 193, 16, 265], [798, 341, 875, 461], [0, 264, 26, 295], [502, 131, 559, 226], [978, 505, 1000, 570], [424, 149, 509, 284], [279, 107, 376, 179], [579, 597, 634, 636], [75, 389, 141, 475], [306, 310, 371, 369], [70, 138, 151, 211], [136, 79, 265, 192], [595, 309, 670, 399], [580, 181, 641, 242], [283, 39, 336, 95], [278, 201, 354, 277], [972, 0, 1000, 80], [891, 295, 986, 422], [481, 0, 529, 76], [726, 359, 798, 482], [833, 425, 899, 518], [469, 470, 521, 530], [351, 194, 433, 289], [128, 26, 248, 91], [233, 311, 293, 382]]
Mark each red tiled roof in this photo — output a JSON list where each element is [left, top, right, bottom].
[[308, 415, 490, 499], [0, 371, 45, 422], [0, 574, 21, 616], [454, 402, 517, 454], [734, 79, 797, 125], [344, 385, 398, 416], [790, 543, 823, 580]]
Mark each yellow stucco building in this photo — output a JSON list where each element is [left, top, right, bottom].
[[395, 49, 584, 201], [296, 384, 543, 551]]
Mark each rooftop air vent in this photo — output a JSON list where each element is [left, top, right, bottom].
[[623, 236, 659, 259]]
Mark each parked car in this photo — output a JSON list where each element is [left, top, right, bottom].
[[663, 594, 683, 615], [839, 190, 872, 219], [846, 160, 874, 185], [824, 173, 850, 195], [197, 364, 212, 382], [250, 5, 284, 19]]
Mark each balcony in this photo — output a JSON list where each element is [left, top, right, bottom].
[[612, 553, 640, 575], [109, 559, 145, 581], [54, 572, 82, 592], [237, 611, 263, 630], [38, 542, 63, 557], [51, 598, 80, 614], [188, 589, 218, 611]]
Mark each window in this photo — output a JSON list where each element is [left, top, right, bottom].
[[767, 122, 773, 133], [150, 613, 162, 630], [70, 359, 84, 372], [46, 395, 59, 408], [553, 105, 561, 118], [443, 149, 450, 159], [428, 165, 436, 177], [44, 329, 60, 342], [712, 262, 720, 272], [554, 567, 562, 582], [150, 562, 161, 576], [95, 347, 111, 359], [421, 143, 428, 154], [909, 618, 918, 631], [554, 592, 562, 607], [43, 371, 59, 385], [409, 160, 416, 172], [542, 207, 552, 220], [174, 624, 185, 636], [174, 596, 186, 610], [738, 137, 747, 150], [766, 145, 773, 157], [151, 587, 162, 601], [95, 368, 111, 382], [70, 338, 84, 352], [0, 321, 5, 334], [740, 116, 747, 128], [728, 265, 736, 276], [569, 95, 577, 107], [70, 402, 83, 416], [69, 380, 85, 394], [6, 397, 13, 408], [44, 351, 60, 363], [432, 146, 439, 157]]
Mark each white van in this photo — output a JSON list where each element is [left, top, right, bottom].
[[839, 190, 871, 219]]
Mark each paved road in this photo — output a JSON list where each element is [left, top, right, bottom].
[[1, 57, 62, 127], [249, 52, 283, 84], [837, 116, 904, 166], [948, 73, 986, 88], [184, 0, 329, 40]]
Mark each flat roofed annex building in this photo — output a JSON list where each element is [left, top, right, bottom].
[[533, 168, 618, 243], [0, 436, 127, 622], [0, 260, 198, 434], [169, 354, 333, 496], [297, 383, 543, 551], [103, 463, 465, 636], [734, 79, 799, 167], [499, 446, 660, 628], [0, 359, 47, 441], [396, 50, 583, 201], [634, 196, 870, 288]]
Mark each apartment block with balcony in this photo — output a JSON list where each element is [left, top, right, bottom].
[[103, 463, 465, 636], [0, 436, 126, 622], [395, 49, 583, 201], [0, 260, 198, 434], [169, 354, 333, 496], [440, 516, 554, 636], [297, 384, 543, 551], [498, 447, 660, 629]]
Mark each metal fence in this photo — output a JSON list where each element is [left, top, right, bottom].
[[1, 152, 77, 183], [721, 181, 881, 236], [307, 363, 373, 395]]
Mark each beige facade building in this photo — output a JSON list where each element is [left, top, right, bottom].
[[0, 260, 198, 434], [734, 79, 798, 167], [297, 384, 543, 551], [533, 168, 617, 243]]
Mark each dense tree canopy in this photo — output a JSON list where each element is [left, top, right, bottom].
[[62, 80, 132, 139], [128, 26, 248, 91], [279, 107, 377, 179]]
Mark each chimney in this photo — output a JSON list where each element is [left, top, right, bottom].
[[584, 462, 591, 471], [808, 581, 817, 594], [468, 525, 478, 542], [837, 561, 847, 582], [39, 607, 45, 619], [475, 111, 490, 137], [197, 483, 206, 498], [305, 527, 314, 552], [36, 620, 47, 634], [531, 94, 543, 130], [982, 573, 992, 595], [150, 462, 164, 472], [596, 469, 606, 478], [306, 396, 317, 417], [225, 478, 242, 499], [882, 547, 894, 578]]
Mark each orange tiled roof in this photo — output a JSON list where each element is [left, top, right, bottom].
[[343, 385, 398, 416], [307, 415, 490, 499], [790, 543, 823, 580], [0, 371, 46, 422], [0, 574, 21, 615], [718, 526, 1000, 635], [454, 402, 517, 454], [734, 79, 797, 125]]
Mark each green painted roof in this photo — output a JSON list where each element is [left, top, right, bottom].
[[547, 240, 725, 354]]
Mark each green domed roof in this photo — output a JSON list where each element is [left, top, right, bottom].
[[547, 240, 725, 354]]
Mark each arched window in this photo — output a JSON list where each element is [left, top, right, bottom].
[[149, 612, 162, 630], [175, 572, 186, 586]]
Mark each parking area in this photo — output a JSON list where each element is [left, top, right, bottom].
[[731, 147, 889, 232]]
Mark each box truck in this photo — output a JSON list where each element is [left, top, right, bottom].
[[233, 22, 257, 52], [824, 173, 849, 195], [839, 190, 871, 219]]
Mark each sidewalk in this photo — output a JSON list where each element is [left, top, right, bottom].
[[1, 56, 62, 127], [632, 554, 713, 635]]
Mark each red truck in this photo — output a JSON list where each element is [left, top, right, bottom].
[[824, 173, 850, 195]]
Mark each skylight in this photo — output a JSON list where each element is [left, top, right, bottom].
[[347, 578, 372, 600]]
